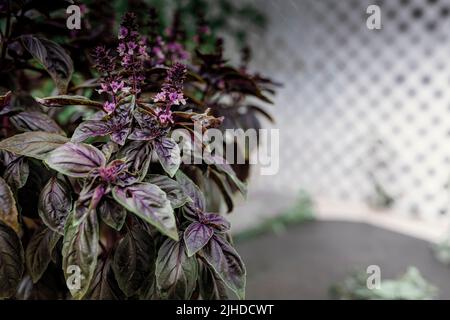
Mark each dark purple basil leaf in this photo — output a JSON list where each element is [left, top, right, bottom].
[[204, 213, 231, 233], [38, 177, 72, 235], [112, 183, 178, 241], [20, 35, 73, 94], [182, 203, 203, 221], [115, 171, 138, 187], [175, 170, 205, 211], [112, 219, 155, 297], [0, 221, 24, 299], [133, 108, 154, 128], [184, 222, 214, 257], [45, 142, 106, 177], [199, 262, 229, 300], [35, 95, 103, 108], [117, 141, 152, 180], [0, 132, 68, 160], [62, 211, 99, 300], [107, 104, 132, 146], [71, 120, 111, 143], [2, 153, 29, 189], [204, 153, 247, 196], [98, 197, 126, 231], [86, 258, 124, 300], [128, 128, 156, 141], [25, 227, 59, 283], [200, 234, 246, 299], [154, 136, 181, 177], [10, 111, 64, 135], [0, 177, 20, 233], [129, 109, 169, 141], [145, 174, 191, 209], [155, 237, 198, 299], [110, 128, 131, 146]]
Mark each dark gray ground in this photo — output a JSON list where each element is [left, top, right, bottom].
[[236, 220, 450, 299]]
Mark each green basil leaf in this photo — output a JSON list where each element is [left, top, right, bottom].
[[2, 153, 29, 189], [184, 222, 213, 257]]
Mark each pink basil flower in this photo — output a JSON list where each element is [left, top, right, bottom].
[[103, 101, 116, 114]]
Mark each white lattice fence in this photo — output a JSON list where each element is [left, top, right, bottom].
[[229, 0, 450, 236]]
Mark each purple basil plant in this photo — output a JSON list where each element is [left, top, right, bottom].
[[0, 8, 276, 300]]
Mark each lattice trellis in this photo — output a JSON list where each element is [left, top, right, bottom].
[[237, 0, 450, 222]]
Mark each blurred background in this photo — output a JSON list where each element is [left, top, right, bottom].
[[217, 0, 450, 299]]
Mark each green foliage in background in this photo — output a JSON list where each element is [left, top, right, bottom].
[[330, 267, 437, 300], [235, 191, 315, 242]]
